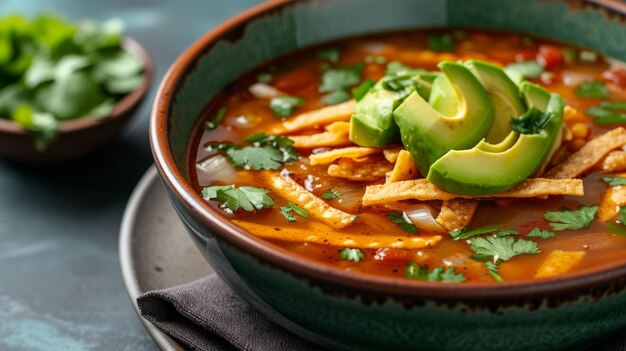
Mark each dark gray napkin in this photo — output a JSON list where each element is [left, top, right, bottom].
[[137, 275, 323, 351], [138, 274, 625, 351]]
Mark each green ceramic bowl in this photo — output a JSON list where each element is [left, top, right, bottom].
[[151, 1, 626, 350]]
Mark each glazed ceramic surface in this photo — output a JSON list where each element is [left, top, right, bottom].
[[151, 1, 626, 350]]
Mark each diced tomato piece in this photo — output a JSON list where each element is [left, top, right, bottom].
[[272, 68, 319, 92], [537, 45, 564, 69], [603, 66, 626, 88]]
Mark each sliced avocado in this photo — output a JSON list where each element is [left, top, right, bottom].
[[427, 83, 564, 195], [466, 60, 525, 143], [349, 71, 438, 147], [393, 62, 494, 175]]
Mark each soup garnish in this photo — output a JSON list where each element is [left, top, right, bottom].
[[190, 30, 626, 284]]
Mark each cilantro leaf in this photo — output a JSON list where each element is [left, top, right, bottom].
[[319, 63, 363, 93], [544, 206, 598, 230], [322, 89, 351, 105], [339, 248, 364, 262], [269, 96, 304, 118], [11, 105, 58, 151], [257, 72, 272, 83], [351, 79, 375, 101], [619, 207, 626, 225], [203, 107, 227, 130], [509, 107, 553, 135], [224, 146, 284, 170], [279, 202, 308, 222], [602, 176, 626, 187], [386, 61, 414, 75], [484, 262, 504, 283], [575, 81, 609, 99], [448, 225, 501, 240], [316, 48, 340, 63], [586, 106, 626, 125], [387, 212, 418, 234], [527, 227, 556, 239], [322, 189, 342, 200], [405, 262, 465, 283], [213, 133, 299, 170], [427, 34, 457, 52], [505, 60, 544, 79], [469, 236, 540, 263], [202, 185, 274, 212], [602, 101, 626, 110]]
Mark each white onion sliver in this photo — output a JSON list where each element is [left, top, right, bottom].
[[404, 205, 447, 233], [561, 70, 595, 87], [196, 155, 242, 186], [249, 83, 282, 99]]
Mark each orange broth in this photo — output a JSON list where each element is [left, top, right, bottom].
[[188, 29, 626, 283]]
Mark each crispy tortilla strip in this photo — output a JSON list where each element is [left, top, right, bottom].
[[271, 100, 355, 134], [328, 156, 393, 182], [309, 146, 380, 165], [598, 186, 619, 222], [383, 147, 403, 163], [546, 127, 626, 179], [387, 150, 419, 183], [232, 220, 442, 249], [290, 132, 351, 148], [325, 121, 350, 133], [436, 199, 479, 231], [362, 178, 583, 205], [603, 151, 626, 173], [535, 250, 586, 278], [261, 172, 356, 229], [612, 185, 626, 206]]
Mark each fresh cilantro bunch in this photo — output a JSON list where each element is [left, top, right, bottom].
[[0, 13, 145, 150], [210, 132, 300, 171]]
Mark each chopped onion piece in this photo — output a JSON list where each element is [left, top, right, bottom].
[[249, 83, 282, 99], [334, 183, 365, 210], [562, 70, 595, 87], [404, 205, 447, 233], [196, 155, 242, 186]]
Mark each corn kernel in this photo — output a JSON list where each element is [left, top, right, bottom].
[[571, 123, 590, 139]]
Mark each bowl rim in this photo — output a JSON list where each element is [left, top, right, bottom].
[[151, 0, 626, 299], [0, 36, 154, 135]]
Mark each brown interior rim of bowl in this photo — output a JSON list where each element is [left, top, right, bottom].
[[151, 0, 626, 300], [0, 36, 154, 135]]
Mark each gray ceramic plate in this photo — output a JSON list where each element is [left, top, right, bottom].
[[119, 166, 212, 351]]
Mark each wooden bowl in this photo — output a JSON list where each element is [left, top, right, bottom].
[[0, 37, 154, 165]]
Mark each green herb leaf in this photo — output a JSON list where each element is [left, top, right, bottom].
[[279, 202, 308, 222], [385, 61, 414, 75], [11, 105, 58, 151], [387, 212, 418, 234], [509, 107, 553, 134], [579, 50, 598, 62], [575, 81, 609, 99], [602, 176, 626, 187], [563, 48, 577, 64], [601, 101, 626, 110], [448, 225, 501, 240], [352, 79, 375, 101], [316, 47, 340, 64], [405, 261, 465, 283], [505, 60, 544, 79], [212, 133, 299, 170], [322, 89, 351, 105], [204, 107, 227, 130], [427, 34, 457, 52], [527, 227, 556, 239], [202, 185, 274, 212], [269, 96, 304, 118], [485, 262, 504, 283], [257, 72, 272, 83], [322, 189, 342, 200], [586, 106, 626, 125], [339, 248, 364, 262], [469, 236, 540, 263], [319, 63, 363, 92], [244, 132, 299, 163], [364, 55, 386, 64], [544, 206, 598, 231], [619, 207, 626, 225]]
